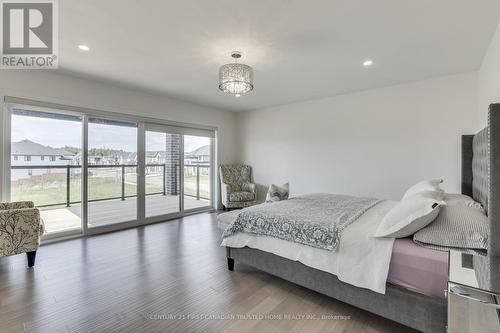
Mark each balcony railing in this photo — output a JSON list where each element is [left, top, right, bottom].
[[11, 163, 210, 208], [183, 164, 210, 200]]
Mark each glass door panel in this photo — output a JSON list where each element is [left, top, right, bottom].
[[10, 108, 83, 235], [183, 135, 212, 210], [87, 118, 138, 227], [8, 104, 216, 240], [145, 128, 181, 218]]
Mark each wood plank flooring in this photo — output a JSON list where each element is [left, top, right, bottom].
[[0, 213, 418, 333]]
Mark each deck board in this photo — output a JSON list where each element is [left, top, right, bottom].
[[40, 195, 210, 233]]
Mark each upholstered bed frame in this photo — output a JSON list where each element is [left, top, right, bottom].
[[462, 104, 500, 294], [225, 103, 500, 333]]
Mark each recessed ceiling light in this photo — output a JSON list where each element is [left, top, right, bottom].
[[363, 60, 373, 67], [78, 44, 90, 51]]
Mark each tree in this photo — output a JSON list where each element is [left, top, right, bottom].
[[88, 147, 125, 157], [63, 145, 81, 154]]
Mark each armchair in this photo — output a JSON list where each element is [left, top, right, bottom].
[[0, 201, 44, 267], [220, 164, 257, 210]]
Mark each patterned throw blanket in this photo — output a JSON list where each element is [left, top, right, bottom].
[[223, 193, 381, 251]]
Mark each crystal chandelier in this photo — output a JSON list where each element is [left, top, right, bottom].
[[218, 51, 254, 97]]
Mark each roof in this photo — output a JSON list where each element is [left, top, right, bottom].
[[187, 145, 210, 156], [11, 140, 210, 159], [12, 139, 75, 156], [121, 152, 137, 160], [145, 151, 160, 158]]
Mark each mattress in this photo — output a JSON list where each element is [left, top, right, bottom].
[[388, 238, 449, 299], [219, 205, 449, 298]]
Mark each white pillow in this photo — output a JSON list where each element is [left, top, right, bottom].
[[374, 192, 443, 238], [409, 190, 446, 201], [402, 179, 444, 200]]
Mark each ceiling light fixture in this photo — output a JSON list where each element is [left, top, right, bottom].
[[363, 59, 373, 67], [219, 51, 254, 97], [78, 44, 90, 51]]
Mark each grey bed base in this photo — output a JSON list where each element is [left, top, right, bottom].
[[226, 247, 446, 332], [226, 103, 500, 333]]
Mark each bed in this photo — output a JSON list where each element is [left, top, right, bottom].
[[222, 103, 500, 333]]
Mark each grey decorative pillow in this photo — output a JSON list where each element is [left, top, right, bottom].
[[413, 205, 488, 250], [265, 183, 289, 202], [444, 193, 484, 212]]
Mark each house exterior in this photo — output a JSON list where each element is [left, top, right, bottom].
[[11, 140, 75, 181], [185, 145, 210, 176], [11, 139, 74, 166], [10, 139, 211, 180], [72, 151, 142, 166], [185, 145, 210, 165]]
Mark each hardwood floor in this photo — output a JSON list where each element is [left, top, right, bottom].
[[0, 213, 418, 333]]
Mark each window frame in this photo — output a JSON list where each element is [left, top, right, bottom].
[[1, 97, 217, 242]]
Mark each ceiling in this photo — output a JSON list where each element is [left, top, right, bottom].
[[59, 0, 500, 112]]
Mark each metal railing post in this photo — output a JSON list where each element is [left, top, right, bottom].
[[196, 165, 200, 200], [163, 164, 166, 196], [121, 165, 125, 200], [66, 165, 70, 207]]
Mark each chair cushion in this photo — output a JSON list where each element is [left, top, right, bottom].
[[229, 191, 255, 202], [220, 165, 252, 192]]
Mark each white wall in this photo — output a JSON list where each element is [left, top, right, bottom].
[[0, 70, 238, 205], [236, 72, 478, 201], [478, 19, 500, 127]]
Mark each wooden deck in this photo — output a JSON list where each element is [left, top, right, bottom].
[[40, 195, 210, 234]]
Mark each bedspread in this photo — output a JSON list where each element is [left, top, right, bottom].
[[223, 193, 381, 251]]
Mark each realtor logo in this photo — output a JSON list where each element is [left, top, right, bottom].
[[1, 0, 58, 68]]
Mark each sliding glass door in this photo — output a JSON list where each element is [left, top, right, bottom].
[[10, 108, 83, 237], [87, 118, 138, 228], [183, 135, 212, 211], [142, 125, 214, 218], [5, 101, 215, 240], [144, 125, 181, 219]]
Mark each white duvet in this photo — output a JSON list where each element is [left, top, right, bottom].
[[221, 200, 396, 294]]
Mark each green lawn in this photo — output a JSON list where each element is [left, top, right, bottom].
[[12, 177, 141, 206], [184, 175, 210, 199], [11, 170, 209, 206]]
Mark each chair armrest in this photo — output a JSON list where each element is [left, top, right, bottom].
[[0, 208, 41, 231], [243, 182, 256, 193], [0, 208, 42, 256], [221, 183, 232, 193], [220, 183, 232, 204], [0, 201, 34, 210]]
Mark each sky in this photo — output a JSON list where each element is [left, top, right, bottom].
[[12, 114, 210, 153]]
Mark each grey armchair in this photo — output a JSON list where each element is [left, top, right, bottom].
[[220, 164, 256, 210]]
